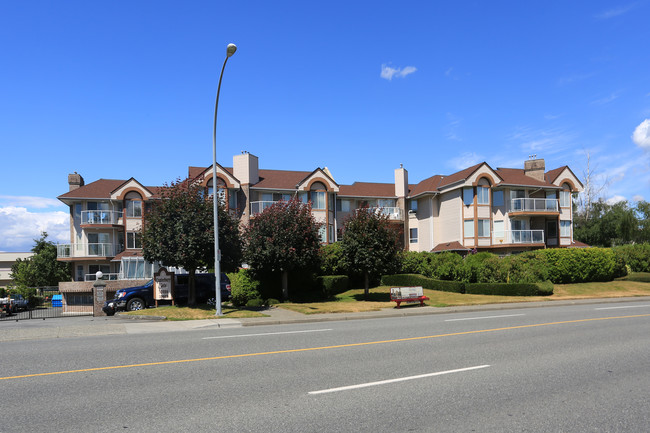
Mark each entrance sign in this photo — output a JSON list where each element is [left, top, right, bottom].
[[154, 267, 175, 307]]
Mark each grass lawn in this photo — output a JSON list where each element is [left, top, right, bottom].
[[121, 304, 269, 320], [278, 273, 650, 315]]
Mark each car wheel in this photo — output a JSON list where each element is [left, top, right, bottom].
[[105, 310, 115, 316], [126, 298, 145, 311]]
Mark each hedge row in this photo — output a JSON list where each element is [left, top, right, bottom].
[[612, 244, 650, 272], [381, 273, 552, 296], [381, 274, 465, 293], [316, 275, 349, 298]]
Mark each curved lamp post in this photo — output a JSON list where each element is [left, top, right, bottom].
[[213, 43, 237, 316]]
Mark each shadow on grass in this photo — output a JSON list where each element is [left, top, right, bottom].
[[351, 292, 391, 302]]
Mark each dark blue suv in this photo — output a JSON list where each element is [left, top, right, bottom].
[[102, 273, 231, 315]]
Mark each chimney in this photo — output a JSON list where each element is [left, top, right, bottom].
[[394, 164, 408, 198], [524, 156, 545, 182], [68, 172, 84, 191], [233, 151, 259, 185]]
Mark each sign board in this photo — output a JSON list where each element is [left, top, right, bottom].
[[154, 267, 175, 303], [390, 286, 424, 299]]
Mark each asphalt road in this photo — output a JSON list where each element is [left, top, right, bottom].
[[2, 301, 650, 432]]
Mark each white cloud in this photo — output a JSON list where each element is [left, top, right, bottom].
[[0, 195, 62, 209], [0, 206, 69, 252], [606, 195, 627, 205], [595, 4, 637, 19], [449, 152, 483, 170], [632, 119, 650, 149], [591, 91, 621, 105], [380, 64, 417, 80], [632, 194, 645, 202], [508, 126, 576, 156]]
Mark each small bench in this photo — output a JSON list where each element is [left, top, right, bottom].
[[390, 286, 429, 308]]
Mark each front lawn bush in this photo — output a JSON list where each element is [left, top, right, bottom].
[[613, 244, 650, 273], [537, 248, 620, 283], [381, 274, 465, 293], [229, 269, 261, 307], [317, 275, 349, 298]]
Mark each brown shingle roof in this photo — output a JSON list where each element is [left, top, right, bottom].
[[338, 182, 396, 198], [495, 168, 556, 188], [410, 175, 444, 197], [431, 241, 469, 252], [58, 179, 162, 200], [254, 169, 313, 189]]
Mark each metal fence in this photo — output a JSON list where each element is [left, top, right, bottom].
[[1, 287, 93, 321]]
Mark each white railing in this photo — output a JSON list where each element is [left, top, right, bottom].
[[511, 198, 558, 212], [250, 201, 277, 215], [57, 243, 120, 258], [81, 210, 122, 225], [84, 273, 119, 281], [492, 230, 545, 244], [369, 207, 403, 220]]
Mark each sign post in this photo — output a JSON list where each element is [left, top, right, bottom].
[[154, 267, 175, 307]]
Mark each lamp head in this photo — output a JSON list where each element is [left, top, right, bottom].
[[226, 43, 237, 57]]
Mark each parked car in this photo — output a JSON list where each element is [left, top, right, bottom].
[[0, 293, 29, 315], [102, 273, 231, 316]]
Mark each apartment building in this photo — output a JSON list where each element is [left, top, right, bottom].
[[56, 154, 583, 284]]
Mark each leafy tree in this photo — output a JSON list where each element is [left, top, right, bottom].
[[10, 232, 71, 288], [340, 207, 400, 299], [574, 199, 644, 247], [243, 199, 321, 300], [142, 178, 242, 305]]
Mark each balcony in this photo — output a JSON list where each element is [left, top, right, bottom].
[[510, 198, 558, 213], [84, 273, 119, 281], [81, 210, 123, 225], [57, 243, 120, 259], [369, 207, 403, 220], [492, 230, 545, 245]]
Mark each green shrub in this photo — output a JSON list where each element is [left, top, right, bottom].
[[465, 282, 540, 296], [320, 243, 347, 275], [245, 298, 265, 308], [537, 248, 619, 283], [317, 275, 349, 298], [535, 280, 554, 296], [505, 252, 549, 283], [381, 274, 465, 293], [430, 252, 464, 280], [460, 252, 498, 283], [229, 269, 261, 307], [613, 244, 650, 273], [400, 251, 434, 276], [267, 298, 281, 305]]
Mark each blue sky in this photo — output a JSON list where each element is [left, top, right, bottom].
[[1, 0, 649, 252]]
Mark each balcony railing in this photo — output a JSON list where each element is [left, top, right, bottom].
[[492, 230, 545, 245], [81, 210, 123, 225], [84, 273, 119, 281], [57, 243, 120, 258], [510, 198, 558, 212], [250, 201, 277, 216], [368, 207, 403, 220]]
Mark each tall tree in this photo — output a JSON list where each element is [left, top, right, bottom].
[[243, 199, 321, 300], [340, 207, 400, 299], [10, 232, 71, 288], [142, 178, 241, 305]]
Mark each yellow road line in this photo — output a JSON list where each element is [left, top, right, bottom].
[[2, 313, 649, 381]]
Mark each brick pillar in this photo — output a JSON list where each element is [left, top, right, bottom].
[[93, 279, 107, 317]]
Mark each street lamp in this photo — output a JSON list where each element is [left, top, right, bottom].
[[213, 43, 237, 316]]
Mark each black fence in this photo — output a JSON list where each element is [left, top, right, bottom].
[[1, 287, 93, 321]]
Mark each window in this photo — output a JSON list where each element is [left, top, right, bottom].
[[120, 257, 157, 279], [125, 199, 142, 217], [560, 190, 571, 207], [493, 220, 504, 238], [410, 200, 418, 212], [409, 228, 418, 243], [75, 203, 82, 220], [492, 190, 504, 207], [336, 199, 351, 212], [560, 220, 571, 237], [547, 221, 557, 238], [477, 187, 490, 205], [463, 187, 473, 206], [76, 265, 84, 282], [478, 219, 490, 237], [298, 192, 308, 204], [546, 191, 557, 210], [378, 199, 396, 208], [511, 190, 525, 210], [89, 264, 110, 280], [318, 226, 327, 243], [511, 219, 526, 231], [311, 191, 326, 209], [126, 232, 142, 249], [229, 190, 237, 209], [464, 219, 474, 238]]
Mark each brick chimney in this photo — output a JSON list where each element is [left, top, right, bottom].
[[394, 164, 408, 198], [68, 172, 84, 191], [233, 151, 259, 185], [524, 156, 545, 182]]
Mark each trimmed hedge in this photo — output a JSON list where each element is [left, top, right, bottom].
[[381, 274, 465, 294], [537, 248, 623, 283], [317, 275, 349, 298], [465, 281, 553, 296], [613, 244, 650, 273], [229, 269, 262, 307]]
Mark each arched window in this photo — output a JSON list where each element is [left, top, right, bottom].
[[310, 182, 327, 210], [207, 177, 228, 205], [560, 183, 571, 207], [125, 192, 143, 218]]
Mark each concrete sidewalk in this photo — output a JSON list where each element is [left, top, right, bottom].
[[2, 296, 649, 342]]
